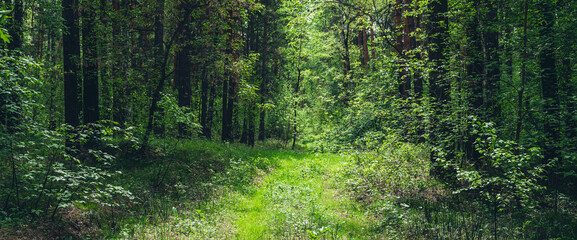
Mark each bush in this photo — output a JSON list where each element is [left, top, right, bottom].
[[0, 51, 134, 222]]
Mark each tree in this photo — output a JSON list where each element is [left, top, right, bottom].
[[427, 0, 449, 104], [82, 1, 99, 124], [174, 4, 193, 136], [538, 0, 560, 171], [62, 0, 81, 127], [221, 1, 240, 143], [259, 2, 271, 141], [6, 0, 22, 50]]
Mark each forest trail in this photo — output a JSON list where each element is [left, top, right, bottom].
[[223, 152, 376, 239]]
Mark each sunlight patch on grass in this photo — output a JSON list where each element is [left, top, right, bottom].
[[226, 152, 376, 239]]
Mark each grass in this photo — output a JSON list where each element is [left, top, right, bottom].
[[116, 144, 380, 239], [226, 152, 374, 239], [103, 137, 386, 239], [4, 137, 577, 239]]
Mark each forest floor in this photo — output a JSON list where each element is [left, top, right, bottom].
[[124, 150, 382, 239], [226, 153, 376, 239], [3, 138, 571, 239]]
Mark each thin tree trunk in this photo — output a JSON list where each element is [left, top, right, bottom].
[[7, 0, 23, 50], [111, 0, 127, 126], [240, 111, 248, 144], [200, 64, 210, 138], [206, 77, 215, 139], [259, 10, 269, 141], [362, 27, 369, 67], [428, 0, 449, 103], [174, 7, 192, 136], [370, 16, 376, 71], [538, 1, 560, 165], [515, 0, 528, 142], [396, 0, 409, 98], [152, 0, 166, 136], [413, 2, 422, 97], [221, 72, 230, 141], [292, 68, 301, 150], [483, 0, 500, 121], [222, 7, 238, 142], [248, 103, 255, 146]]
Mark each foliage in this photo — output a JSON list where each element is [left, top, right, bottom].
[[0, 52, 134, 228], [156, 92, 201, 137], [0, 10, 11, 43], [453, 119, 545, 211], [340, 134, 433, 204]]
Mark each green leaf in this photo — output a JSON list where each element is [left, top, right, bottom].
[[0, 29, 10, 43]]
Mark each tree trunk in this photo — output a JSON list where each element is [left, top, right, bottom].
[[362, 27, 369, 67], [370, 16, 376, 71], [339, 3, 351, 104], [515, 0, 528, 142], [111, 0, 127, 126], [82, 2, 99, 124], [221, 71, 231, 141], [7, 0, 23, 50], [206, 77, 215, 139], [200, 64, 211, 138], [428, 0, 449, 103], [152, 0, 165, 136], [396, 0, 409, 98], [413, 2, 422, 97], [62, 0, 81, 127], [174, 7, 192, 136], [240, 111, 248, 144], [259, 10, 269, 141], [538, 1, 560, 165], [482, 1, 500, 121], [222, 7, 238, 143], [292, 69, 301, 150], [248, 103, 255, 146]]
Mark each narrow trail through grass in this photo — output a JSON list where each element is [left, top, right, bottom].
[[223, 152, 376, 239], [118, 147, 382, 239]]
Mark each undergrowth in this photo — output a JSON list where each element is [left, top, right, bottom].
[[4, 133, 576, 239], [339, 135, 577, 239], [105, 138, 282, 239]]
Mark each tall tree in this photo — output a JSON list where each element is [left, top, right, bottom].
[[464, 0, 500, 121], [82, 1, 99, 124], [515, 0, 529, 142], [110, 0, 128, 126], [258, 6, 269, 141], [174, 5, 193, 136], [427, 0, 449, 104], [222, 2, 239, 142], [337, 1, 353, 104], [538, 0, 560, 165], [62, 0, 81, 127], [6, 0, 23, 50], [482, 1, 500, 121]]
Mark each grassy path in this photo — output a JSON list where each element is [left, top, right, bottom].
[[120, 150, 381, 239], [224, 152, 376, 239]]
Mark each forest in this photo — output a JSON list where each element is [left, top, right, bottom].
[[1, 0, 577, 239]]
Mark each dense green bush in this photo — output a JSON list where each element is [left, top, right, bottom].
[[0, 52, 133, 223]]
